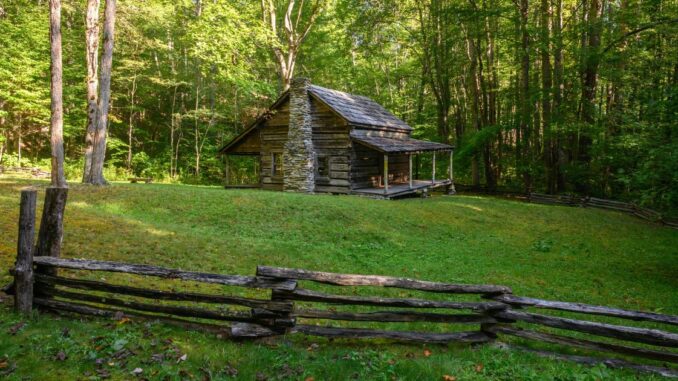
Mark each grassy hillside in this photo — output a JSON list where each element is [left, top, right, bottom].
[[0, 177, 676, 380]]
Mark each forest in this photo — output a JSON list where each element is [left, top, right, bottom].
[[0, 0, 676, 212]]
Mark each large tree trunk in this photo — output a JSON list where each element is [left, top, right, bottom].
[[541, 0, 554, 193], [518, 0, 532, 192], [82, 0, 100, 183], [49, 0, 66, 187], [88, 0, 116, 185], [552, 0, 566, 191], [576, 0, 601, 192]]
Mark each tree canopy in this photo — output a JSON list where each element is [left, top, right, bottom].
[[0, 0, 676, 212]]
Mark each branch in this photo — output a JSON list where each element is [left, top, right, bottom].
[[602, 17, 678, 54], [298, 1, 321, 43]]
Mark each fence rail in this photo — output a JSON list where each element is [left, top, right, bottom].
[[453, 184, 678, 229], [0, 166, 50, 178], [6, 188, 678, 378], [527, 192, 678, 228]]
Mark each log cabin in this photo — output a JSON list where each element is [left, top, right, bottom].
[[219, 78, 455, 199]]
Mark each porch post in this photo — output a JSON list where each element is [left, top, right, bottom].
[[409, 154, 413, 189], [432, 151, 436, 184], [449, 150, 453, 181], [383, 154, 389, 194], [447, 149, 456, 195]]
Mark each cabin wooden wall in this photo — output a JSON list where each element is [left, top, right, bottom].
[[260, 103, 290, 191], [227, 129, 261, 154], [310, 99, 351, 194]]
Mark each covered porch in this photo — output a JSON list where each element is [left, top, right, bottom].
[[350, 134, 455, 199]]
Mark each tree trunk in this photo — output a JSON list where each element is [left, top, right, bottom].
[[576, 0, 601, 192], [194, 84, 200, 176], [49, 0, 66, 187], [82, 0, 100, 183], [88, 0, 116, 185], [518, 0, 532, 192], [541, 0, 553, 193], [170, 85, 178, 179], [127, 74, 137, 172]]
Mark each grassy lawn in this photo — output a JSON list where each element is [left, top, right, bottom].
[[0, 176, 676, 380]]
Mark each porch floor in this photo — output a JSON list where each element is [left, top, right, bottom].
[[352, 179, 451, 199]]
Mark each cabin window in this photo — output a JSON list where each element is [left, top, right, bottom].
[[317, 155, 329, 177], [272, 153, 283, 176]]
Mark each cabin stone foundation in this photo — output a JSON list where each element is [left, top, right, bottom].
[[283, 77, 316, 193]]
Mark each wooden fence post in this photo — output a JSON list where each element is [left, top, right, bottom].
[[34, 187, 68, 296], [15, 188, 37, 314]]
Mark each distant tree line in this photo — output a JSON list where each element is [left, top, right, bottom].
[[0, 0, 676, 213]]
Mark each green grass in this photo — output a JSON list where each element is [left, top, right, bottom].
[[0, 176, 676, 380]]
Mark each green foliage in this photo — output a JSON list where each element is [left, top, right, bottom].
[[0, 0, 676, 213]]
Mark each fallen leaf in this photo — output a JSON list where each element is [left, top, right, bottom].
[[177, 353, 187, 363], [307, 343, 319, 351], [442, 375, 456, 381], [423, 349, 432, 357], [0, 362, 16, 377], [304, 377, 315, 381], [474, 363, 484, 372], [7, 321, 25, 335], [117, 317, 132, 325]]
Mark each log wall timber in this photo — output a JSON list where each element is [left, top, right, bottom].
[[227, 128, 261, 154], [310, 99, 351, 193], [260, 102, 288, 190]]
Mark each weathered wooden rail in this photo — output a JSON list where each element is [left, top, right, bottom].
[[6, 188, 678, 377], [454, 184, 678, 229], [527, 192, 678, 229]]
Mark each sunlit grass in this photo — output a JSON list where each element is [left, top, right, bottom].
[[0, 176, 676, 380]]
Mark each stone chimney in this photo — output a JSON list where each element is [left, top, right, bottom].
[[283, 77, 316, 193]]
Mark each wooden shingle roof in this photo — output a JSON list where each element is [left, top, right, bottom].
[[309, 85, 412, 131], [351, 133, 453, 154]]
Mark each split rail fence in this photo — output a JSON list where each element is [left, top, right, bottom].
[[6, 188, 678, 378], [454, 184, 678, 229]]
